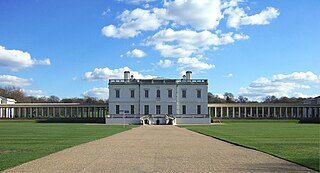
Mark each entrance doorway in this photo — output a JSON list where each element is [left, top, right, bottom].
[[156, 119, 160, 125]]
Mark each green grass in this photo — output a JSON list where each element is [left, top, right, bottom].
[[179, 120, 320, 171], [0, 120, 136, 171]]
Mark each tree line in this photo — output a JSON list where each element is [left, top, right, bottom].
[[0, 87, 107, 104], [208, 92, 310, 104]]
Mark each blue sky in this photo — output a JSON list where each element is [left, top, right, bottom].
[[0, 0, 319, 101]]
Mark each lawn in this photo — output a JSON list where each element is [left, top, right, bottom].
[[0, 120, 136, 171], [179, 120, 320, 171]]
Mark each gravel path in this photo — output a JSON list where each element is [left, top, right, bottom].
[[3, 125, 315, 173]]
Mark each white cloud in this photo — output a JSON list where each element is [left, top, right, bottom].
[[0, 46, 51, 71], [273, 71, 320, 83], [83, 87, 109, 100], [0, 75, 31, 87], [239, 71, 319, 101], [148, 28, 247, 59], [225, 6, 280, 28], [126, 49, 146, 58], [158, 59, 173, 68], [101, 8, 165, 38], [224, 73, 233, 77], [164, 0, 223, 30], [177, 57, 214, 71], [83, 66, 155, 81]]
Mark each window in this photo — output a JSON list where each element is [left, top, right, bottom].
[[168, 89, 172, 98], [116, 105, 120, 114], [197, 89, 201, 98], [156, 89, 161, 98], [156, 105, 161, 114], [145, 89, 149, 98], [197, 105, 201, 114], [182, 89, 186, 98], [130, 90, 135, 98], [115, 89, 120, 98], [182, 105, 186, 114], [144, 105, 149, 115], [168, 105, 172, 114], [130, 105, 134, 114]]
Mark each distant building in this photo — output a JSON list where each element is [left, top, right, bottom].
[[0, 96, 16, 118], [107, 71, 210, 125], [304, 96, 320, 105]]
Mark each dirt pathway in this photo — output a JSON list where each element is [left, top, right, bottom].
[[3, 126, 315, 173]]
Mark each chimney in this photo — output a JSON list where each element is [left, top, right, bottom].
[[124, 71, 130, 81], [186, 71, 192, 80]]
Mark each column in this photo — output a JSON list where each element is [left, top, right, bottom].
[[250, 107, 253, 117], [76, 107, 79, 118], [36, 107, 38, 118], [285, 107, 288, 118], [291, 107, 294, 118], [280, 107, 282, 118], [274, 107, 277, 118], [233, 107, 235, 118], [268, 107, 270, 118], [81, 108, 84, 118], [64, 107, 67, 117], [30, 107, 33, 118], [303, 107, 307, 118], [244, 107, 247, 118], [70, 107, 73, 118], [226, 107, 229, 118], [256, 107, 259, 118], [262, 107, 265, 118], [214, 107, 217, 118], [220, 107, 223, 118], [238, 107, 241, 118]]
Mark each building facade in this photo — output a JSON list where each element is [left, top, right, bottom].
[[107, 71, 210, 125], [0, 96, 16, 118]]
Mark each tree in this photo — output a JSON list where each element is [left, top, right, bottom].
[[224, 92, 235, 103], [237, 96, 248, 103]]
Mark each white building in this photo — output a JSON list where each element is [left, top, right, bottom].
[[0, 96, 16, 118], [107, 71, 210, 125]]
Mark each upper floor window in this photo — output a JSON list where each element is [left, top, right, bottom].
[[115, 89, 120, 98], [197, 89, 201, 98], [156, 89, 161, 98], [168, 89, 172, 98], [130, 89, 135, 98], [145, 89, 149, 98], [182, 89, 187, 98]]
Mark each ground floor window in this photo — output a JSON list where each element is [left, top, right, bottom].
[[156, 105, 161, 114], [116, 105, 120, 114], [182, 105, 186, 114], [168, 105, 172, 114], [131, 105, 134, 114], [144, 105, 149, 115], [197, 105, 201, 114]]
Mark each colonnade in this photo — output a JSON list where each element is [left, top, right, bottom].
[[208, 103, 320, 119], [0, 103, 108, 119]]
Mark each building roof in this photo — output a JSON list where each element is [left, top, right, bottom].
[[109, 79, 208, 85]]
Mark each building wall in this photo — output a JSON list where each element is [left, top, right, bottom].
[[109, 81, 208, 116]]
